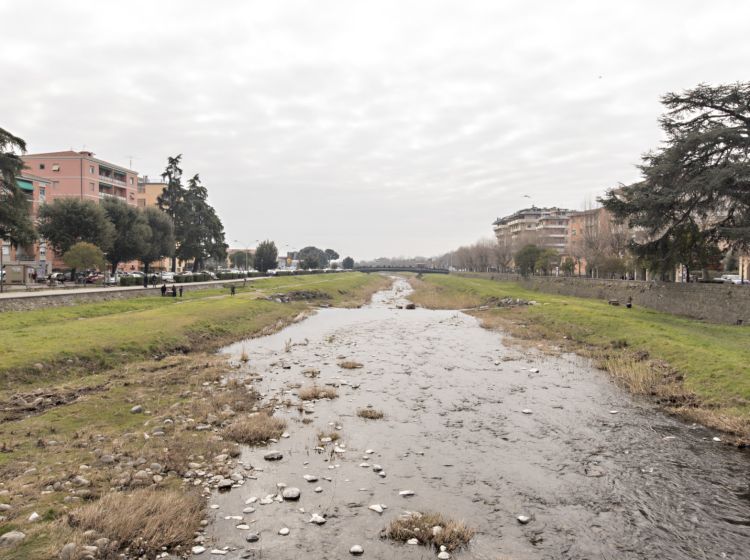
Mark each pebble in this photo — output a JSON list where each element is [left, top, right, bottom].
[[245, 532, 260, 542], [191, 545, 206, 555], [309, 513, 326, 525], [278, 527, 290, 535], [209, 550, 227, 555], [350, 544, 364, 555], [236, 524, 250, 530], [522, 409, 533, 414], [365, 449, 374, 454], [713, 437, 722, 442], [130, 405, 143, 414], [517, 515, 531, 524], [281, 432, 290, 438], [368, 504, 384, 514], [314, 486, 323, 493], [438, 552, 451, 559], [282, 487, 301, 501], [217, 479, 233, 490], [0, 530, 25, 547], [28, 511, 40, 522], [242, 507, 256, 514], [406, 538, 419, 545], [372, 465, 383, 472], [264, 451, 283, 461], [529, 368, 540, 373], [303, 474, 318, 482], [399, 490, 415, 497]]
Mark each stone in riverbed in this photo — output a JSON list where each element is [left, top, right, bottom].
[[264, 451, 283, 461], [517, 515, 531, 524], [217, 479, 233, 490], [278, 527, 290, 535], [437, 552, 451, 559], [282, 487, 301, 500], [130, 405, 143, 414], [191, 545, 206, 554], [368, 504, 384, 514], [398, 490, 415, 497], [309, 513, 326, 525], [314, 486, 323, 493], [303, 474, 318, 482], [350, 544, 364, 555], [406, 538, 419, 545], [245, 532, 260, 542]]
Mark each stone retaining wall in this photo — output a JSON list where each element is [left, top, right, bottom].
[[455, 272, 750, 325]]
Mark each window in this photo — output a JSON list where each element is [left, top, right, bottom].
[[52, 164, 60, 172], [129, 177, 134, 185], [90, 165, 95, 174], [39, 163, 45, 170], [39, 186, 46, 202], [90, 182, 95, 192], [137, 184, 145, 193]]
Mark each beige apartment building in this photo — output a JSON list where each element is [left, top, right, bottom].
[[493, 207, 573, 256]]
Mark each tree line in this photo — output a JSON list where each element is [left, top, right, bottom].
[[0, 129, 229, 276]]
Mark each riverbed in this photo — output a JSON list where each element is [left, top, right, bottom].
[[206, 277, 749, 559]]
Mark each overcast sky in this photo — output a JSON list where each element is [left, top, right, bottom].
[[2, 1, 748, 259]]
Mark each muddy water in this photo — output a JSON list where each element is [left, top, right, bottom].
[[207, 278, 749, 559]]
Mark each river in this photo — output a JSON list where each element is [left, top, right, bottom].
[[206, 277, 749, 559]]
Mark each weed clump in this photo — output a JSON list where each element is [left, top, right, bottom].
[[385, 511, 475, 551], [222, 413, 286, 445], [68, 488, 203, 556], [298, 384, 338, 401], [357, 407, 384, 420], [338, 360, 363, 369]]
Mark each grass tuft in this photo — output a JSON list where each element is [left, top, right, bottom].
[[385, 511, 475, 551], [357, 407, 384, 420], [338, 360, 363, 369], [298, 384, 338, 401], [68, 488, 203, 556], [222, 413, 286, 445]]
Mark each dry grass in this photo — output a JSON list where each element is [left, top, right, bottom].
[[357, 407, 384, 420], [385, 511, 475, 551], [222, 412, 286, 445], [298, 384, 339, 400], [68, 488, 203, 557], [318, 429, 340, 442], [239, 347, 249, 362], [338, 360, 363, 369]]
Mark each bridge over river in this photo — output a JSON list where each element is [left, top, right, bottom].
[[354, 266, 449, 274]]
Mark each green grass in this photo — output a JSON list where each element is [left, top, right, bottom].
[[0, 273, 387, 388], [411, 274, 750, 415]]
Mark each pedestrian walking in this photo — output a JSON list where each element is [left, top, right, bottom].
[[172, 285, 177, 297], [143, 275, 148, 288], [230, 285, 236, 296], [152, 275, 157, 287], [161, 283, 167, 297], [179, 286, 183, 297]]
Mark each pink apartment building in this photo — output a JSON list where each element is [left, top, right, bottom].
[[21, 150, 139, 206]]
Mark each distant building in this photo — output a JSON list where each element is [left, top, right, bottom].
[[22, 150, 139, 206], [492, 207, 573, 255], [136, 176, 166, 209]]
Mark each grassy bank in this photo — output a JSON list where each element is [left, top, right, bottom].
[[0, 272, 389, 558], [408, 274, 750, 438]]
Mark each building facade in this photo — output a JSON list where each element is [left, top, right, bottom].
[[493, 207, 573, 256], [22, 150, 139, 207], [1, 173, 53, 280], [136, 176, 166, 209]]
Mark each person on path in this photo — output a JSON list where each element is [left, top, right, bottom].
[[172, 285, 177, 297], [143, 275, 148, 288], [161, 283, 167, 297], [179, 286, 183, 297], [230, 285, 236, 296]]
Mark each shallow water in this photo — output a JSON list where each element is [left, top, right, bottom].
[[206, 278, 749, 559]]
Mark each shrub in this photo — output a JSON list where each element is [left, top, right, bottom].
[[385, 511, 475, 552], [222, 413, 286, 445]]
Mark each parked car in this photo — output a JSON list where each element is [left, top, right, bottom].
[[159, 271, 175, 282], [205, 271, 218, 280], [85, 273, 105, 284], [720, 274, 748, 285]]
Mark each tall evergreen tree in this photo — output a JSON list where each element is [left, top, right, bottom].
[[600, 82, 750, 276], [176, 174, 227, 271], [157, 155, 186, 272], [0, 127, 36, 250]]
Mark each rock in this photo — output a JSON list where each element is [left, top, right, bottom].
[[405, 303, 416, 310], [432, 525, 442, 535], [521, 409, 533, 415], [236, 524, 250, 530], [282, 487, 301, 501], [59, 542, 78, 560], [243, 506, 256, 514], [264, 451, 283, 461], [438, 552, 451, 559], [350, 544, 364, 555], [368, 504, 384, 514], [517, 515, 531, 524], [245, 532, 260, 543], [529, 368, 539, 373], [713, 436, 722, 442], [314, 486, 323, 493], [303, 474, 318, 482], [28, 511, 41, 522], [217, 479, 233, 490], [191, 545, 206, 555], [209, 550, 227, 555], [130, 405, 143, 414], [281, 432, 290, 438], [278, 527, 290, 535], [309, 513, 326, 525], [372, 465, 383, 472], [399, 490, 415, 497], [0, 504, 10, 512], [73, 475, 91, 487], [406, 538, 419, 545]]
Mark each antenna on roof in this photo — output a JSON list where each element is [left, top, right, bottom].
[[125, 155, 136, 169]]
